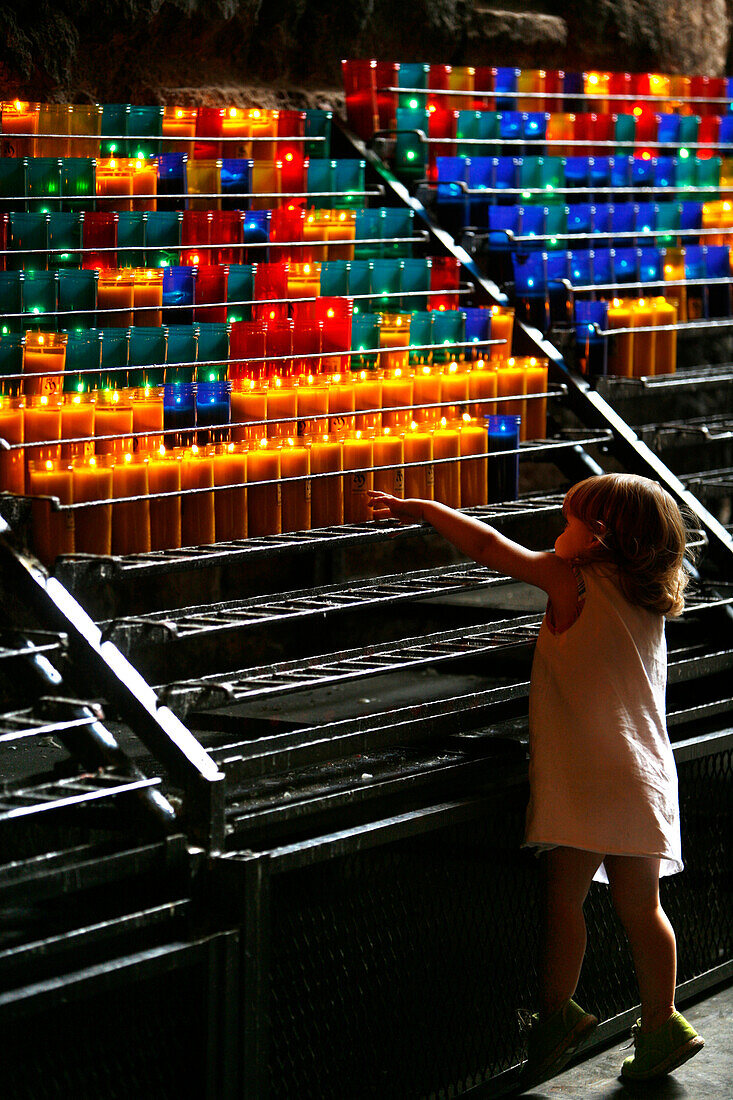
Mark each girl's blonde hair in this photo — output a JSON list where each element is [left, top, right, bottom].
[[564, 473, 692, 616]]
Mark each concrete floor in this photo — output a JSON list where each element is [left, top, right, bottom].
[[521, 982, 733, 1099]]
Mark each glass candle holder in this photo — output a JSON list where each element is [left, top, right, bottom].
[[196, 380, 231, 445], [28, 458, 75, 565], [164, 382, 196, 447], [95, 389, 133, 456], [0, 394, 25, 493], [72, 454, 114, 555], [112, 451, 151, 555], [22, 332, 68, 398], [486, 414, 520, 503]]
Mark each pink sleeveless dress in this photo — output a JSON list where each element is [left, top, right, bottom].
[[525, 564, 682, 883]]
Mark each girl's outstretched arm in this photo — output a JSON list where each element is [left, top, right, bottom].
[[368, 492, 578, 608]]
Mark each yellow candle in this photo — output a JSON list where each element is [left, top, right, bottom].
[[267, 376, 298, 439], [379, 314, 411, 371], [496, 360, 527, 437], [524, 358, 548, 440], [280, 437, 311, 533], [72, 456, 113, 555], [490, 307, 514, 360], [296, 374, 329, 436], [632, 298, 655, 379], [342, 430, 374, 524], [131, 386, 164, 451], [412, 366, 441, 424], [431, 419, 461, 508], [24, 396, 61, 476], [231, 380, 267, 443], [95, 391, 133, 455], [439, 360, 470, 419], [251, 160, 281, 212], [23, 333, 67, 398], [112, 452, 151, 555], [652, 297, 677, 377], [468, 360, 497, 419], [309, 434, 343, 527], [187, 159, 222, 211], [606, 298, 634, 378], [373, 428, 404, 497], [96, 159, 133, 212], [131, 159, 157, 212], [381, 368, 414, 429], [0, 396, 25, 494], [213, 443, 248, 541], [247, 438, 282, 535], [162, 107, 196, 155], [288, 263, 321, 306], [327, 210, 356, 261], [459, 416, 488, 507], [327, 372, 356, 433], [181, 445, 216, 546], [303, 211, 329, 262], [132, 269, 164, 326], [98, 271, 135, 328], [354, 370, 383, 431], [148, 446, 182, 550], [663, 250, 687, 324], [403, 421, 434, 500], [28, 459, 74, 565], [61, 394, 95, 460]]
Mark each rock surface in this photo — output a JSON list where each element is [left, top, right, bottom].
[[0, 1, 731, 104]]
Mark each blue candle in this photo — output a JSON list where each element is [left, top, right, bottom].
[[574, 300, 608, 377], [486, 414, 521, 502], [164, 382, 195, 447], [196, 381, 231, 444]]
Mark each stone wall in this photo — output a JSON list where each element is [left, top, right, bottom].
[[0, 0, 732, 106]]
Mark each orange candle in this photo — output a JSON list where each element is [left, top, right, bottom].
[[606, 298, 634, 378], [403, 421, 434, 500], [288, 263, 321, 306], [96, 159, 133, 212], [459, 416, 488, 507], [61, 393, 95, 460], [1, 99, 39, 156], [354, 370, 383, 431], [131, 386, 164, 452], [112, 452, 151, 555], [468, 360, 498, 419], [132, 269, 164, 326], [663, 250, 687, 323], [28, 459, 74, 565], [72, 456, 113, 555], [439, 360, 470, 419], [231, 380, 267, 443], [162, 107, 196, 155], [373, 428, 404, 497], [652, 297, 677, 376], [148, 445, 182, 550], [303, 211, 329, 262], [180, 445, 216, 546], [247, 437, 282, 535], [280, 437, 311, 532], [95, 391, 133, 455], [267, 376, 298, 439], [131, 159, 157, 212], [342, 430, 374, 524], [0, 395, 25, 494], [381, 368, 414, 429], [24, 395, 61, 476], [23, 333, 67, 398], [309, 434, 343, 527], [327, 372, 356, 433], [413, 365, 442, 424], [524, 358, 549, 440], [98, 271, 135, 328], [213, 442, 248, 541], [496, 360, 527, 438], [432, 419, 461, 507], [632, 299, 655, 379], [296, 374, 329, 436], [489, 307, 514, 361], [379, 314, 411, 371]]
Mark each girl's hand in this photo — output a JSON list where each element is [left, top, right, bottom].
[[367, 491, 424, 524]]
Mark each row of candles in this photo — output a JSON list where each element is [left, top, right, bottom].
[[0, 354, 548, 495], [575, 296, 677, 377], [0, 102, 325, 160], [23, 415, 523, 562], [343, 61, 733, 141]]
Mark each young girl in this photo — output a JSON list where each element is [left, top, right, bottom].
[[368, 474, 705, 1089]]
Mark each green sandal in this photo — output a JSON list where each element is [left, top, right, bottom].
[[518, 998, 598, 1091], [621, 1011, 704, 1080]]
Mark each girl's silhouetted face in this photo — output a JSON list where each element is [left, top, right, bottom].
[[555, 512, 596, 562]]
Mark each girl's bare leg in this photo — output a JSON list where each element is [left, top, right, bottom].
[[540, 847, 604, 1019], [605, 855, 677, 1033]]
